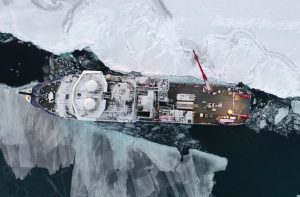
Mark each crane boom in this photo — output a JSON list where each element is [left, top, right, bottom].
[[193, 50, 213, 93]]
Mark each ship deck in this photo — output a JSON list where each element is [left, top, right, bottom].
[[30, 74, 252, 125], [168, 83, 251, 124], [31, 80, 60, 114]]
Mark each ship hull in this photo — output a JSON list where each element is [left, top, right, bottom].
[[25, 71, 253, 126]]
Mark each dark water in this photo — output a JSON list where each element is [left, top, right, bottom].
[[0, 150, 73, 197], [1, 33, 300, 197], [0, 33, 50, 86], [190, 125, 300, 197]]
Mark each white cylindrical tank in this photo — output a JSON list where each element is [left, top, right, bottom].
[[85, 80, 98, 92], [84, 98, 96, 110]]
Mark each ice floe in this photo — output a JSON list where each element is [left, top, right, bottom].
[[0, 84, 227, 196], [291, 100, 300, 115], [1, 0, 300, 98], [274, 107, 289, 125], [246, 91, 300, 135]]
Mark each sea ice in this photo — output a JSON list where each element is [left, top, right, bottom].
[[246, 95, 300, 135], [0, 84, 227, 197], [259, 120, 267, 129], [1, 0, 300, 98], [291, 100, 300, 115], [274, 107, 289, 125]]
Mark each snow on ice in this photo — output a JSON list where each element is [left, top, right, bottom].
[[0, 84, 227, 197], [246, 96, 300, 135], [1, 0, 300, 98], [274, 107, 289, 125], [291, 100, 300, 115]]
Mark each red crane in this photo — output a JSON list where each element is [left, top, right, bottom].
[[193, 50, 213, 93]]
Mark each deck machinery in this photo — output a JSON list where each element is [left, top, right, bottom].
[[21, 70, 252, 125]]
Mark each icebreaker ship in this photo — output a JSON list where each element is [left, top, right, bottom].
[[20, 70, 253, 125]]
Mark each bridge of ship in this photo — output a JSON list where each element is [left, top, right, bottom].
[[71, 71, 108, 121], [70, 71, 136, 122], [167, 83, 251, 124]]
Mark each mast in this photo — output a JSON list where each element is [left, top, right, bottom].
[[193, 50, 213, 93]]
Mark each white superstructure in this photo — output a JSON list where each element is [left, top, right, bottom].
[[71, 71, 107, 121], [55, 71, 136, 122]]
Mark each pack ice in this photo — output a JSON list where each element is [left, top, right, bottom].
[[246, 96, 300, 135], [0, 84, 227, 197], [1, 0, 300, 98]]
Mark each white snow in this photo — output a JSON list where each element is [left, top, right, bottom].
[[0, 84, 227, 197], [291, 100, 300, 115], [274, 107, 289, 125], [1, 0, 300, 98]]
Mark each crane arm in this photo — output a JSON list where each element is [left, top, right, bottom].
[[193, 49, 212, 93], [193, 50, 208, 81]]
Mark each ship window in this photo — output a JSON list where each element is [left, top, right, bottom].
[[77, 93, 81, 97], [66, 94, 69, 99]]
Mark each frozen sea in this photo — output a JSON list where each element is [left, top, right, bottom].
[[0, 33, 300, 197], [1, 0, 300, 196]]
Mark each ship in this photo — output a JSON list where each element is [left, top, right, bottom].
[[19, 51, 253, 125], [19, 70, 253, 125]]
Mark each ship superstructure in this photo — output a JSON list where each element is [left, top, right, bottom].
[[23, 71, 252, 125]]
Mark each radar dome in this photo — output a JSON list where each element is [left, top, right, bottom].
[[85, 80, 98, 92], [84, 98, 96, 110]]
